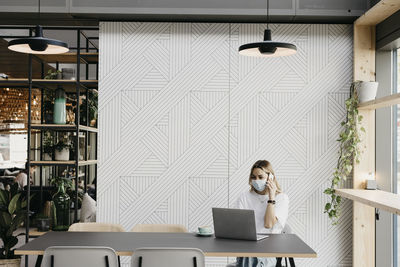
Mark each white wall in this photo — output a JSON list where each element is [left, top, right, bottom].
[[98, 22, 353, 267]]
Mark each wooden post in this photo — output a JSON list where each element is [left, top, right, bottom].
[[353, 24, 375, 267]]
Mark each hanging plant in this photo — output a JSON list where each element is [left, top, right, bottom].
[[324, 81, 365, 224]]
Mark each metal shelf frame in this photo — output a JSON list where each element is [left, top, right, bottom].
[[0, 27, 99, 260]]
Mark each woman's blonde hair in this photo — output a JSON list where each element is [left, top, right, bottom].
[[248, 160, 282, 193]]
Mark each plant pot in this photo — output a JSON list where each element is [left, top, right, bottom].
[[36, 218, 51, 232], [43, 153, 52, 161], [55, 148, 69, 161], [358, 81, 378, 103], [0, 258, 21, 267]]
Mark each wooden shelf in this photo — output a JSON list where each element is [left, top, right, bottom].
[[358, 92, 400, 110], [32, 79, 98, 92], [31, 124, 98, 133], [35, 52, 98, 64], [30, 160, 97, 166], [0, 79, 98, 92], [335, 189, 400, 215], [355, 0, 400, 26]]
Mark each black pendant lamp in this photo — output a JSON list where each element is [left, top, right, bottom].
[[8, 0, 68, 54], [238, 0, 296, 57]]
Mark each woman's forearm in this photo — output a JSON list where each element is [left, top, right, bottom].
[[264, 203, 277, 228]]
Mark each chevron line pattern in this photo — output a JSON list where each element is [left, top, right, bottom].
[[99, 22, 353, 267]]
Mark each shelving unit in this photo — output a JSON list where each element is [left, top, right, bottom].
[[335, 1, 400, 266], [30, 160, 98, 166], [0, 27, 99, 242], [0, 79, 98, 92], [31, 124, 98, 133]]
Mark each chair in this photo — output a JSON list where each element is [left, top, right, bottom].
[[68, 223, 125, 267], [69, 222, 125, 232], [130, 224, 188, 233], [41, 246, 119, 267], [276, 224, 295, 267], [131, 247, 205, 267]]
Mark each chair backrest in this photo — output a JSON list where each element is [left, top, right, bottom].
[[131, 247, 205, 267], [69, 222, 125, 232], [130, 224, 188, 233], [41, 246, 119, 267]]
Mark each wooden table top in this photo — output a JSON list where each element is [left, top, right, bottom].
[[15, 232, 317, 258]]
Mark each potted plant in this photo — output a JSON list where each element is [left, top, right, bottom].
[[54, 136, 71, 161], [0, 183, 30, 266], [324, 81, 365, 224], [49, 176, 72, 231], [80, 90, 98, 127]]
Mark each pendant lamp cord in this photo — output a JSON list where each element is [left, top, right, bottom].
[[267, 0, 269, 29], [38, 0, 41, 25]]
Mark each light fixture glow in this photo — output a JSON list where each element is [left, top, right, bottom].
[[8, 25, 69, 55]]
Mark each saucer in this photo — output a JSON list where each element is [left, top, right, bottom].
[[194, 231, 213, 237]]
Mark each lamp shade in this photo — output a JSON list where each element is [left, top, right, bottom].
[[239, 29, 296, 57], [8, 25, 69, 55]]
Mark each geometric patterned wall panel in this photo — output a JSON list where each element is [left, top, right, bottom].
[[99, 22, 353, 267]]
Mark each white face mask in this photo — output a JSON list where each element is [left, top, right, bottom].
[[251, 179, 267, 192]]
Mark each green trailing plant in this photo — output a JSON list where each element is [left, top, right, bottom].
[[324, 81, 365, 224], [0, 183, 32, 259]]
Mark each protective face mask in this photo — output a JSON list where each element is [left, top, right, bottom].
[[252, 179, 267, 192]]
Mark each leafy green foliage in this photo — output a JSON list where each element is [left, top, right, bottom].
[[44, 69, 61, 80], [0, 183, 31, 259], [324, 81, 364, 225], [49, 176, 73, 193]]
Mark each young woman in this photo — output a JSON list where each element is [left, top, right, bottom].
[[234, 160, 289, 267]]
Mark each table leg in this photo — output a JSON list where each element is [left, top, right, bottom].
[[35, 255, 43, 267]]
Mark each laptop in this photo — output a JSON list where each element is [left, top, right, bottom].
[[212, 207, 269, 241]]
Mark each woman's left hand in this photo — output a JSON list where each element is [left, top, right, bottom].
[[267, 178, 277, 199]]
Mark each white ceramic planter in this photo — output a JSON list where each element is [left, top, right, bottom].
[[55, 148, 69, 161], [358, 81, 378, 103]]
